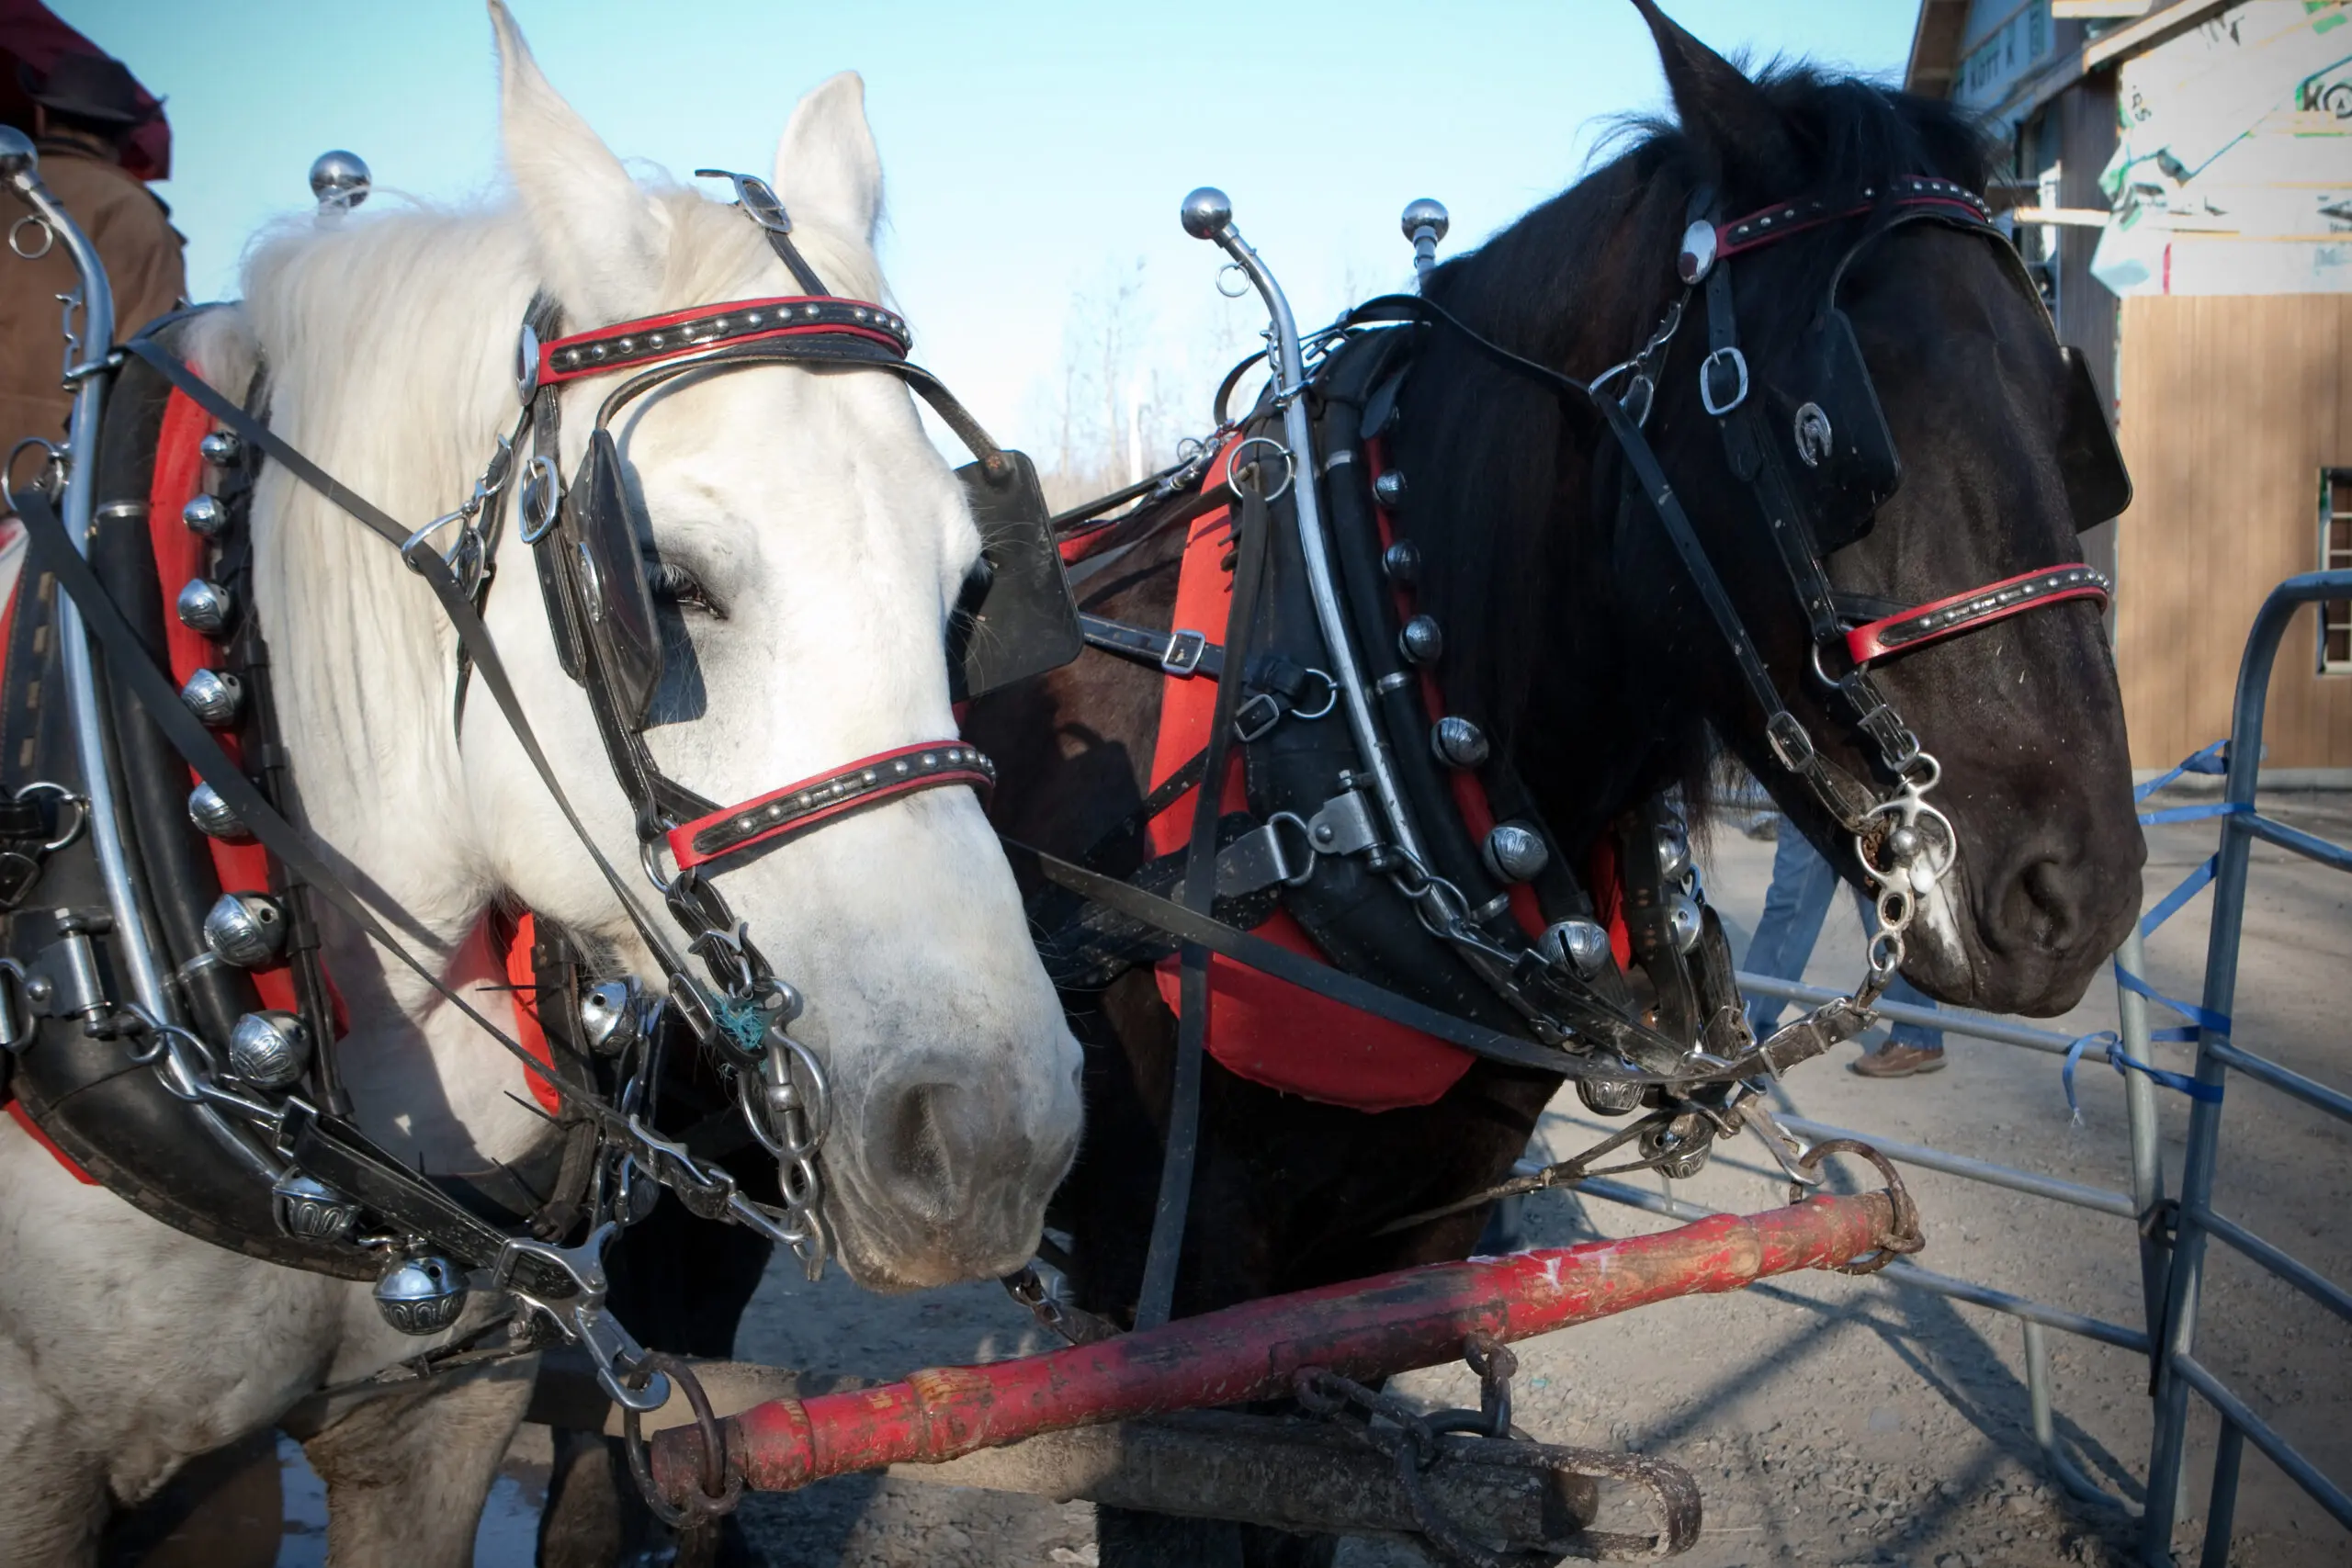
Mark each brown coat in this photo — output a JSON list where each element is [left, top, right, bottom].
[[0, 140, 185, 455]]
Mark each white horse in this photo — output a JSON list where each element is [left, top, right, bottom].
[[0, 6, 1081, 1562]]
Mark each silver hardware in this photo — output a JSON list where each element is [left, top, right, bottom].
[[175, 578, 234, 637], [1225, 434, 1295, 502], [25, 928, 107, 1022], [228, 1009, 310, 1090], [0, 958, 30, 1050], [1374, 671, 1413, 695], [518, 453, 561, 545], [1577, 1076, 1646, 1116], [180, 494, 229, 536], [515, 319, 541, 403], [1397, 615, 1443, 667], [179, 667, 244, 728], [4, 97, 184, 1044], [1886, 823, 1922, 863], [197, 431, 242, 468], [579, 978, 642, 1058], [1640, 1114, 1713, 1179], [1677, 219, 1718, 284], [1792, 401, 1832, 468], [1179, 186, 1234, 240], [1699, 345, 1749, 416], [6, 212, 49, 259], [1160, 628, 1208, 677], [1667, 893, 1704, 954], [1430, 716, 1488, 769], [695, 167, 795, 234], [272, 1171, 359, 1244], [1538, 918, 1612, 980], [1290, 671, 1339, 721], [1371, 469, 1407, 508], [1481, 822, 1550, 883], [1469, 891, 1512, 924], [204, 893, 287, 966], [374, 1253, 467, 1337], [15, 781, 85, 852], [309, 150, 371, 217], [1305, 789, 1381, 858], [1656, 821, 1691, 882], [0, 125, 35, 179], [186, 781, 251, 842], [1401, 197, 1450, 276], [1216, 814, 1317, 897], [1382, 539, 1420, 584], [1191, 178, 1436, 910]]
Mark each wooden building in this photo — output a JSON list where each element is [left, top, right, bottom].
[[1906, 1, 2352, 774]]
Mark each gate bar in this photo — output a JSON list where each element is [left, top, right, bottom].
[[650, 1190, 1897, 1499], [2142, 570, 2352, 1565]]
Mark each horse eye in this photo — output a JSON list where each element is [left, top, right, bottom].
[[647, 558, 727, 619]]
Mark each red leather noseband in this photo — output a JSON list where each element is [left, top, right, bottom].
[[667, 740, 995, 873], [1844, 564, 2109, 667]]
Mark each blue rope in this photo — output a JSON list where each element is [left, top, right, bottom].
[[2058, 740, 2246, 1114], [2132, 739, 2228, 805], [714, 995, 769, 1055], [2063, 1028, 2223, 1120]]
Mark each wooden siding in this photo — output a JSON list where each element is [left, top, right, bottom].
[[2114, 294, 2352, 768]]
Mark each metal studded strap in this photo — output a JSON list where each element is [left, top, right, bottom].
[[1845, 564, 2109, 666], [667, 741, 997, 872]]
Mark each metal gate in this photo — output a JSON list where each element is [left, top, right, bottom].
[[1565, 570, 2352, 1561], [2138, 570, 2352, 1566]]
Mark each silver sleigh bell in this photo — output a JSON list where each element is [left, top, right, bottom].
[[180, 669, 243, 726], [271, 1171, 358, 1244], [204, 892, 287, 966], [180, 494, 229, 537], [175, 578, 234, 637], [577, 978, 643, 1058], [228, 1010, 310, 1090], [187, 781, 251, 842], [374, 1253, 467, 1337], [1430, 716, 1488, 769], [1539, 918, 1612, 980], [1482, 822, 1551, 884]]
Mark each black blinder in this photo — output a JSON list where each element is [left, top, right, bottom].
[[1765, 309, 1903, 551], [2056, 344, 2132, 527], [570, 428, 665, 726], [947, 449, 1084, 702]]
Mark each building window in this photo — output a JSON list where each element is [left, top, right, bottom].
[[2324, 469, 2352, 673]]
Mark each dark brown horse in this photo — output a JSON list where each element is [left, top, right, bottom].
[[965, 5, 2143, 1563]]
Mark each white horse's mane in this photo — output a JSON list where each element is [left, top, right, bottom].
[[182, 183, 887, 922]]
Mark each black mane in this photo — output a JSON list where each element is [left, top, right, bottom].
[[1394, 63, 1993, 843]]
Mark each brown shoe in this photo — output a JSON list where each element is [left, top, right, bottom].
[[1850, 1042, 1947, 1078]]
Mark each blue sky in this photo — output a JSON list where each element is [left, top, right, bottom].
[[55, 1, 1917, 463]]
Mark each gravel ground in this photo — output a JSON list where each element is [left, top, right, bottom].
[[113, 795, 2352, 1567]]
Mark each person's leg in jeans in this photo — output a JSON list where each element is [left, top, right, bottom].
[[1741, 823, 1842, 1039], [1847, 885, 1947, 1073]]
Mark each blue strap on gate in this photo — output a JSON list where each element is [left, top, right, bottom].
[[2132, 739, 2228, 804], [2063, 1028, 2225, 1121], [2062, 741, 2243, 1114]]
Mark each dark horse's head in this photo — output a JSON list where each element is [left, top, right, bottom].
[[1389, 2, 2143, 1016]]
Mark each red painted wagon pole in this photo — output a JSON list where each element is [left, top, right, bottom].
[[651, 1189, 1901, 1501]]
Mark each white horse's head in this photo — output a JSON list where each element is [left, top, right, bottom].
[[229, 4, 1081, 1290]]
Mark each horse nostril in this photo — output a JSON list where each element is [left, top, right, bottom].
[[2006, 857, 2085, 954], [870, 1078, 975, 1220]]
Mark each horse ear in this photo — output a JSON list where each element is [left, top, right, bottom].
[[774, 73, 883, 249], [489, 0, 668, 325], [1629, 0, 1800, 193]]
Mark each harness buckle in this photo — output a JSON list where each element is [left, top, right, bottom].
[[1765, 711, 1816, 773], [1233, 691, 1284, 744], [1699, 345, 1749, 416], [1160, 628, 1209, 677]]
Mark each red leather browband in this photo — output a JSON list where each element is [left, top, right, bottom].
[[1713, 175, 1993, 263], [1845, 564, 2109, 667], [537, 295, 910, 387], [667, 740, 996, 872]]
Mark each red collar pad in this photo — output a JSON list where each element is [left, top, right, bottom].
[[537, 295, 910, 387], [1845, 564, 2109, 667], [667, 740, 994, 873]]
